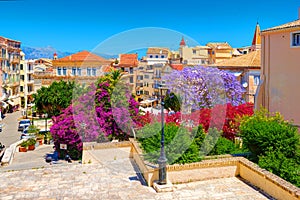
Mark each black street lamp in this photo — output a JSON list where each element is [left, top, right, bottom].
[[158, 84, 168, 185], [45, 113, 48, 132]]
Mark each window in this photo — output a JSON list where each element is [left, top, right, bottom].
[[254, 75, 260, 86], [57, 67, 62, 76], [77, 68, 81, 76], [20, 86, 23, 92], [129, 77, 134, 83], [212, 51, 215, 55], [155, 55, 159, 58], [149, 55, 153, 58], [193, 50, 196, 55], [161, 55, 165, 58], [129, 67, 133, 74], [92, 68, 96, 76], [20, 64, 23, 70], [72, 67, 76, 76], [144, 75, 149, 79], [20, 75, 24, 81], [291, 32, 300, 47], [63, 67, 67, 75], [87, 68, 91, 76]]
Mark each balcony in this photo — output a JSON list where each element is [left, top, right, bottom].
[[11, 57, 20, 64], [27, 79, 34, 84]]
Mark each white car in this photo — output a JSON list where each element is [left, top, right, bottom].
[[20, 127, 35, 140], [18, 119, 31, 131]]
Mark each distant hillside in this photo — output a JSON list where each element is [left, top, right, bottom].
[[22, 46, 73, 60], [22, 46, 119, 60]]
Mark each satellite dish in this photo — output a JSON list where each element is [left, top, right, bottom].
[[242, 82, 248, 88]]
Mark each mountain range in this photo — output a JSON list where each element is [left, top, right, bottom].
[[22, 46, 118, 60]]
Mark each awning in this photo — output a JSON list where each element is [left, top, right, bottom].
[[7, 100, 15, 106]]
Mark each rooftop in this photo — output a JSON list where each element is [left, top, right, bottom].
[[206, 42, 232, 49], [262, 19, 300, 33], [119, 54, 139, 67], [213, 50, 261, 68], [55, 50, 109, 62], [147, 47, 170, 55]]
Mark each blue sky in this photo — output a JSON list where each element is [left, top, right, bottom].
[[1, 0, 299, 54]]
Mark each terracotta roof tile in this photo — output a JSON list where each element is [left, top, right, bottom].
[[147, 47, 170, 54], [170, 64, 184, 70], [119, 54, 138, 67], [262, 19, 300, 33], [213, 50, 261, 68], [206, 42, 232, 49], [56, 50, 108, 62]]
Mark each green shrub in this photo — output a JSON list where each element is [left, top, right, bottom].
[[209, 137, 242, 156], [258, 150, 300, 187], [137, 122, 201, 164], [239, 109, 299, 161]]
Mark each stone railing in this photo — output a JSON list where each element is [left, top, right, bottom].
[[82, 139, 300, 200]]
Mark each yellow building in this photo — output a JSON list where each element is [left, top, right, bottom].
[[206, 42, 233, 64], [35, 51, 111, 87], [0, 36, 21, 112], [256, 8, 300, 125]]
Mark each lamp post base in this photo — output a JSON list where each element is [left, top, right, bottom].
[[153, 180, 174, 193], [158, 158, 167, 185]]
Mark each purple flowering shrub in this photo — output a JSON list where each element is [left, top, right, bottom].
[[50, 71, 140, 159], [163, 66, 244, 110]]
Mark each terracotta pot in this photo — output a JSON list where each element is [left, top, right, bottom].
[[19, 146, 27, 152], [28, 145, 35, 151]]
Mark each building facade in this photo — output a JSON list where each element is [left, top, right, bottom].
[[36, 51, 111, 87], [178, 37, 210, 65], [256, 8, 300, 125], [0, 36, 21, 112], [206, 42, 233, 64]]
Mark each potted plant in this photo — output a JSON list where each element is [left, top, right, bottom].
[[27, 138, 36, 151], [19, 141, 28, 152], [44, 132, 52, 145], [36, 133, 44, 145]]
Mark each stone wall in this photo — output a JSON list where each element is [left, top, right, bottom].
[[82, 140, 300, 200]]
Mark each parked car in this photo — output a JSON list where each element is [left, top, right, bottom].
[[20, 127, 35, 140], [18, 119, 31, 131]]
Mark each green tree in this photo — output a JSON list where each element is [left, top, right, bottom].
[[33, 80, 85, 117], [164, 92, 181, 112]]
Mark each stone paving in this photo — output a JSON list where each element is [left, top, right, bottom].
[[0, 149, 273, 200]]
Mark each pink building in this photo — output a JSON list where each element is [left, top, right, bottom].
[[257, 8, 300, 125]]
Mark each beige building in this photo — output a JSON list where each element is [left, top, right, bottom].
[[206, 42, 233, 64], [213, 50, 261, 103], [19, 52, 34, 110], [0, 36, 21, 112], [35, 51, 111, 87], [256, 8, 300, 125], [179, 37, 210, 65], [214, 23, 262, 103]]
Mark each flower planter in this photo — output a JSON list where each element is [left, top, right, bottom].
[[37, 139, 43, 145], [27, 145, 35, 151], [19, 146, 27, 152]]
